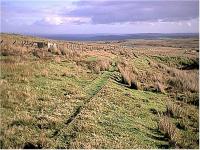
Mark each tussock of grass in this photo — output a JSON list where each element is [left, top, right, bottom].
[[166, 101, 185, 118], [97, 60, 111, 71], [117, 61, 140, 89], [59, 46, 80, 58], [176, 92, 199, 106], [32, 49, 51, 58], [48, 45, 61, 55], [155, 62, 199, 93], [158, 116, 179, 147], [167, 69, 198, 92], [82, 58, 112, 74], [155, 82, 165, 93]]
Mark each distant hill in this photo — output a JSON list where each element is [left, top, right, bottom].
[[35, 33, 199, 41]]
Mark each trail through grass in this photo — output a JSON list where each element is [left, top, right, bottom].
[[85, 71, 112, 98], [65, 71, 112, 125]]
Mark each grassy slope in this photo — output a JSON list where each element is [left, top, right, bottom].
[[66, 80, 169, 149], [0, 34, 199, 149], [0, 56, 170, 148]]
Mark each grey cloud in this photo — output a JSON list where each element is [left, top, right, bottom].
[[66, 0, 199, 24]]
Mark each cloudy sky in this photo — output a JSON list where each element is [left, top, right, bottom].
[[1, 0, 199, 34]]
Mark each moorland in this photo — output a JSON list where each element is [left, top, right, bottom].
[[0, 33, 199, 149]]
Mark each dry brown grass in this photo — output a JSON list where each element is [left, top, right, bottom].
[[117, 62, 140, 89], [158, 116, 179, 146], [178, 92, 199, 106], [155, 82, 165, 93], [1, 43, 28, 56], [166, 101, 185, 118], [119, 58, 168, 91], [90, 59, 111, 74], [115, 57, 169, 92], [148, 59, 159, 68], [59, 46, 81, 59], [32, 48, 55, 61], [156, 62, 198, 93], [32, 49, 45, 58], [168, 70, 198, 92], [48, 45, 61, 55], [134, 66, 167, 93], [118, 65, 132, 86], [96, 60, 111, 71], [54, 56, 61, 63], [41, 69, 49, 77]]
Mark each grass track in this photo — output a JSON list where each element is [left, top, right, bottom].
[[65, 71, 112, 125]]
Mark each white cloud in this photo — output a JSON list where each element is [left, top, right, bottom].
[[149, 22, 155, 26], [187, 22, 192, 27], [37, 15, 91, 25], [178, 22, 183, 26], [43, 16, 64, 25]]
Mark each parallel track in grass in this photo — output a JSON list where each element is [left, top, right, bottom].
[[65, 71, 112, 125]]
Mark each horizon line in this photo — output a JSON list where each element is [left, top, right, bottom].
[[1, 32, 199, 35]]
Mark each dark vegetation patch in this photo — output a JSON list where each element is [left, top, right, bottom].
[[149, 108, 158, 115], [180, 58, 199, 70], [152, 55, 199, 69], [176, 93, 199, 106], [23, 142, 42, 149], [176, 121, 186, 130]]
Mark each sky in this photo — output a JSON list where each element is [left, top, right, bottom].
[[1, 0, 199, 34]]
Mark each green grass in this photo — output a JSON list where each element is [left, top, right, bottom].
[[151, 55, 198, 68], [85, 71, 111, 98], [1, 54, 198, 148], [85, 56, 98, 62], [64, 81, 170, 149], [131, 56, 152, 72], [0, 56, 94, 148], [0, 34, 199, 149]]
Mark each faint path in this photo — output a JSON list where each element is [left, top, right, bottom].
[[65, 71, 111, 125]]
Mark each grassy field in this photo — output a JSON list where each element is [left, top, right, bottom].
[[0, 33, 199, 149]]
